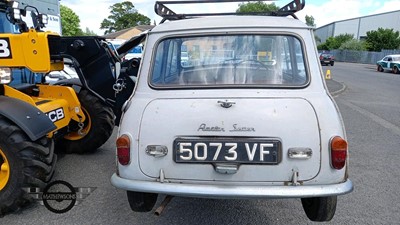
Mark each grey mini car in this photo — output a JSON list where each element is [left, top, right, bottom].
[[111, 0, 353, 222]]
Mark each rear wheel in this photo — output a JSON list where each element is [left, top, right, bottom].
[[393, 66, 399, 74], [57, 90, 115, 154], [301, 196, 337, 222], [127, 191, 158, 212], [0, 116, 56, 215], [377, 65, 384, 72], [330, 61, 334, 66]]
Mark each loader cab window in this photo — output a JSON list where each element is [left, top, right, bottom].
[[9, 69, 42, 86], [0, 13, 19, 33]]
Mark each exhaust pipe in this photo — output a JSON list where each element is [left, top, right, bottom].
[[154, 195, 173, 216]]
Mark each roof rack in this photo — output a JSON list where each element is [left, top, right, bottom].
[[155, 0, 305, 23]]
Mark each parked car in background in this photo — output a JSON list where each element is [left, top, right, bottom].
[[107, 39, 144, 60], [46, 64, 78, 84], [126, 44, 143, 60], [376, 54, 400, 74], [107, 39, 126, 48], [45, 58, 78, 83], [319, 52, 335, 66], [9, 61, 78, 85]]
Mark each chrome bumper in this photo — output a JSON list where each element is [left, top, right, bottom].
[[111, 174, 353, 199]]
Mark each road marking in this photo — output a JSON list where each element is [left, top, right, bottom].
[[331, 82, 347, 97], [340, 100, 400, 137]]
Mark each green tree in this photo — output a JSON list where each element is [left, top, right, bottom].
[[60, 5, 83, 36], [100, 1, 150, 34], [339, 39, 367, 51], [317, 38, 331, 50], [314, 35, 321, 44], [365, 28, 400, 51], [305, 15, 315, 27], [82, 27, 97, 36], [318, 33, 354, 50], [236, 1, 279, 13]]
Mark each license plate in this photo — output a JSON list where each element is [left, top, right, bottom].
[[174, 138, 281, 164]]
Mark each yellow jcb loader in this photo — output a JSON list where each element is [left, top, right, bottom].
[[0, 0, 137, 214]]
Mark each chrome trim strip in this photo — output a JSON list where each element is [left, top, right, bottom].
[[111, 174, 353, 198]]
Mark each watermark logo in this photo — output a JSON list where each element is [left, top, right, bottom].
[[25, 180, 96, 214]]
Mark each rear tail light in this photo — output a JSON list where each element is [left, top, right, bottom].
[[116, 135, 130, 165], [330, 136, 347, 170]]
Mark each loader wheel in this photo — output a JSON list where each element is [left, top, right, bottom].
[[58, 89, 114, 154], [0, 116, 56, 215]]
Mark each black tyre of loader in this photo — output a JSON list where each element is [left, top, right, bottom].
[[58, 89, 115, 154], [0, 116, 56, 215]]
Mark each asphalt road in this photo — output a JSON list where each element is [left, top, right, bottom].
[[2, 62, 400, 224], [324, 62, 400, 224]]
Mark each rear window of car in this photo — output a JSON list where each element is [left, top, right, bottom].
[[150, 34, 308, 88]]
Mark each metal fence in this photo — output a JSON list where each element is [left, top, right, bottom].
[[330, 49, 400, 65]]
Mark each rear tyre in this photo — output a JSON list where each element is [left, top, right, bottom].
[[301, 196, 337, 222], [127, 191, 158, 212], [330, 61, 334, 66], [393, 66, 399, 74], [0, 116, 56, 216], [57, 90, 115, 154], [377, 65, 384, 72]]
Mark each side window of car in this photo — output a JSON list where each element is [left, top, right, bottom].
[[281, 37, 292, 72], [383, 57, 388, 61], [280, 36, 306, 84], [165, 40, 179, 79], [388, 57, 392, 62], [152, 39, 181, 85], [151, 43, 165, 84]]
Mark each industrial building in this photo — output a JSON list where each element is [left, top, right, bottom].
[[314, 10, 400, 43], [102, 25, 154, 40]]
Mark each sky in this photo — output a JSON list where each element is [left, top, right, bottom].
[[60, 0, 400, 35]]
